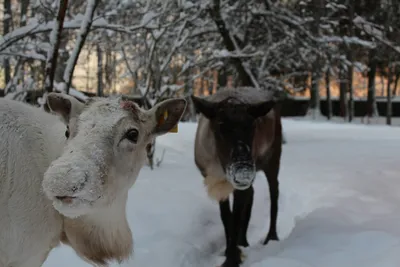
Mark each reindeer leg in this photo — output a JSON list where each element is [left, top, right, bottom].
[[238, 185, 254, 247], [263, 146, 281, 245], [220, 188, 252, 267], [219, 198, 231, 256]]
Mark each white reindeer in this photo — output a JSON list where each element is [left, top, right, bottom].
[[0, 92, 186, 267]]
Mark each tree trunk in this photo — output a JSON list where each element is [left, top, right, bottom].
[[347, 0, 355, 122], [54, 37, 70, 84], [63, 0, 100, 94], [105, 48, 112, 91], [96, 44, 103, 96], [310, 71, 320, 119], [387, 66, 392, 125], [338, 5, 347, 120], [209, 0, 252, 86], [325, 67, 332, 120], [44, 0, 69, 93], [347, 64, 354, 122], [309, 0, 323, 119], [2, 0, 12, 93], [132, 71, 138, 95], [218, 66, 228, 88], [20, 0, 29, 27], [208, 71, 214, 95], [339, 65, 348, 119], [385, 0, 393, 125], [367, 48, 377, 119], [112, 53, 117, 93], [16, 0, 29, 85], [393, 70, 400, 96], [120, 46, 138, 95]]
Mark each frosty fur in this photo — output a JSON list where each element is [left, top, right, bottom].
[[0, 93, 186, 267]]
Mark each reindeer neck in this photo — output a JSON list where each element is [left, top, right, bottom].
[[62, 193, 133, 266]]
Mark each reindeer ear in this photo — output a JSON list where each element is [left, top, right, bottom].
[[149, 98, 187, 136], [47, 93, 85, 124], [190, 95, 217, 119], [247, 100, 275, 118]]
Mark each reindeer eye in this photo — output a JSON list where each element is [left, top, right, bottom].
[[125, 129, 139, 143]]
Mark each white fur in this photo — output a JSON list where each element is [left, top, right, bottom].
[[194, 116, 234, 201], [0, 99, 64, 267], [0, 95, 184, 267]]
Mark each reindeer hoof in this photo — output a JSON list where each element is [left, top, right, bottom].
[[240, 251, 247, 261], [263, 232, 279, 245], [218, 261, 241, 267], [219, 248, 245, 267], [223, 250, 246, 259], [238, 238, 249, 247]]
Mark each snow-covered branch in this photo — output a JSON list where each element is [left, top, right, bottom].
[[353, 16, 400, 54], [62, 0, 100, 94], [44, 0, 69, 93], [0, 13, 163, 53]]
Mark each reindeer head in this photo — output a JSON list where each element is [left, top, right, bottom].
[[191, 95, 275, 190], [42, 93, 186, 218]]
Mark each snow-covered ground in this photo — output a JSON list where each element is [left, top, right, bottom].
[[293, 115, 400, 127], [43, 119, 400, 267]]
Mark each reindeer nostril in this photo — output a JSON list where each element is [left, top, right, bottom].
[[55, 196, 75, 204], [72, 186, 78, 192]]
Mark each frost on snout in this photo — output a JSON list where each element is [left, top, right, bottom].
[[226, 142, 256, 190], [226, 162, 256, 190], [42, 151, 105, 218]]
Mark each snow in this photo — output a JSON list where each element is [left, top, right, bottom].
[[318, 35, 376, 49], [182, 0, 195, 9], [140, 11, 158, 27], [160, 84, 183, 94], [46, 18, 60, 67], [67, 87, 89, 101], [213, 49, 263, 59], [43, 118, 400, 267], [52, 82, 89, 101]]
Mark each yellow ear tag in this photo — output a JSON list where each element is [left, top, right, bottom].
[[160, 111, 178, 133]]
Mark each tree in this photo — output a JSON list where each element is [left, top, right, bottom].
[[44, 0, 69, 93]]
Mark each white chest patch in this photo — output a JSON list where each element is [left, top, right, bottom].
[[203, 176, 234, 202]]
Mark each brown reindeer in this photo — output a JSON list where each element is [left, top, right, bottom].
[[191, 87, 282, 267]]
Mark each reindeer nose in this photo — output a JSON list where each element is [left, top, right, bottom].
[[43, 160, 92, 198], [55, 196, 76, 204], [233, 142, 250, 159], [237, 144, 247, 153]]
